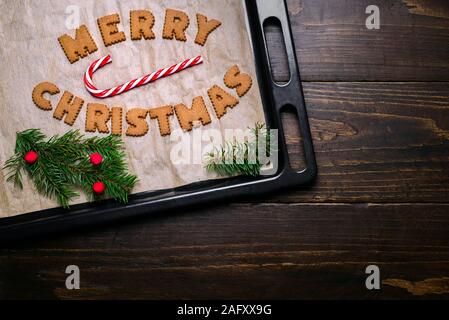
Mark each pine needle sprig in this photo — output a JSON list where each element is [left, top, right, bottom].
[[204, 122, 275, 177], [3, 129, 138, 208]]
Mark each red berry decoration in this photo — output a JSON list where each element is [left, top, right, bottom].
[[90, 153, 103, 166], [92, 181, 106, 195], [24, 151, 39, 165]]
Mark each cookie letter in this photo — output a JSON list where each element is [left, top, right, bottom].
[[126, 108, 149, 137], [53, 91, 84, 126], [224, 65, 253, 97], [195, 13, 221, 46], [162, 9, 189, 41], [149, 106, 174, 136], [85, 103, 111, 133], [111, 106, 123, 135], [58, 25, 98, 64], [174, 96, 212, 131], [97, 13, 126, 47], [32, 82, 60, 111], [130, 10, 155, 41], [207, 85, 239, 119]]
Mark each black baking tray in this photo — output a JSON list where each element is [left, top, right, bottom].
[[0, 0, 317, 243]]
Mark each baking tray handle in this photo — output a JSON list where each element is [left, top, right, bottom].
[[254, 0, 317, 182]]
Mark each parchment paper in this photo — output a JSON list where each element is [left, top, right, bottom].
[[0, 0, 265, 218]]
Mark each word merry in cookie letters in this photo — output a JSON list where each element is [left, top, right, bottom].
[[58, 9, 222, 63], [32, 65, 253, 137]]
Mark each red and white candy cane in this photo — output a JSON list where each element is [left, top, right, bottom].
[[84, 55, 203, 99]]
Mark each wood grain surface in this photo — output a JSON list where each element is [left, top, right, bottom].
[[1, 0, 448, 299], [273, 0, 449, 81]]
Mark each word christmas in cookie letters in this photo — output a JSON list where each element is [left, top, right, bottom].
[[32, 64, 253, 137]]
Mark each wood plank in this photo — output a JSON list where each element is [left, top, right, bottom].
[[401, 0, 449, 19], [270, 81, 449, 203], [1, 203, 449, 299], [264, 0, 449, 81]]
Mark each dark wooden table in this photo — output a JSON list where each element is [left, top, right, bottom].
[[1, 0, 449, 299]]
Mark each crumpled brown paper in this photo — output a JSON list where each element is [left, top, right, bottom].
[[0, 0, 264, 218]]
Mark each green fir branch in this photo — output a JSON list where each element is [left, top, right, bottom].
[[3, 129, 138, 208], [204, 122, 274, 177]]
